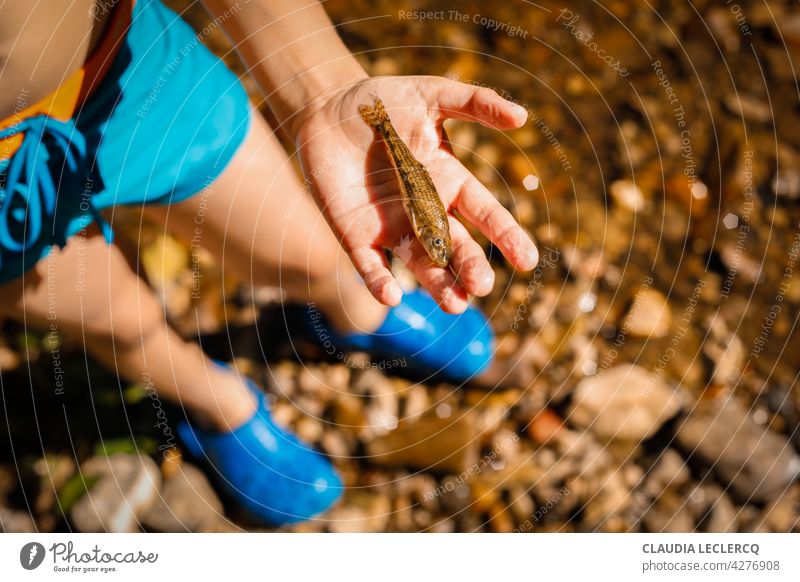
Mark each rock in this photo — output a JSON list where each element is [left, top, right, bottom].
[[324, 364, 351, 393], [402, 384, 430, 420], [328, 492, 390, 533], [723, 94, 772, 123], [707, 7, 740, 52], [527, 409, 563, 444], [676, 399, 800, 503], [508, 486, 536, 523], [569, 365, 684, 441], [469, 480, 499, 515], [266, 360, 297, 399], [708, 334, 746, 386], [609, 180, 646, 213], [70, 454, 161, 533], [143, 462, 228, 532], [0, 343, 21, 372], [488, 502, 515, 533], [758, 485, 800, 532], [438, 478, 472, 514], [33, 454, 76, 515], [643, 449, 690, 498], [366, 411, 479, 474], [297, 366, 334, 400], [642, 491, 695, 532], [392, 493, 415, 531], [720, 243, 763, 284], [705, 491, 738, 533], [332, 393, 367, 435], [624, 464, 645, 489], [270, 400, 299, 428], [583, 471, 632, 530], [320, 431, 350, 459], [295, 416, 324, 444], [0, 506, 36, 532], [621, 288, 672, 338], [704, 317, 746, 386], [352, 369, 399, 438], [666, 174, 709, 218], [777, 12, 800, 44]]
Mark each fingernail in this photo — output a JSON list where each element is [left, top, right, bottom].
[[480, 270, 494, 293], [514, 103, 528, 118], [389, 283, 403, 306], [527, 247, 539, 269]]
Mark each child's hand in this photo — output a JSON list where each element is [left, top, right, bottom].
[[293, 75, 539, 314]]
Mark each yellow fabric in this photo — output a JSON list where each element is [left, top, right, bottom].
[[0, 69, 85, 160]]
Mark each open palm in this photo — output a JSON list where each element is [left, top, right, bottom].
[[294, 76, 539, 314]]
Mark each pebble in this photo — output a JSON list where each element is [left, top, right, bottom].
[[402, 384, 430, 420], [643, 449, 691, 498], [266, 361, 297, 399], [70, 454, 161, 533], [583, 471, 632, 530], [569, 365, 684, 442], [143, 462, 228, 532], [320, 431, 350, 459], [609, 180, 646, 213], [297, 365, 335, 400], [526, 409, 563, 444], [758, 485, 800, 532], [0, 343, 21, 372], [328, 492, 391, 533], [642, 491, 695, 532], [723, 93, 773, 123], [0, 506, 36, 532], [705, 490, 738, 533], [676, 399, 800, 503], [703, 318, 746, 386], [366, 411, 478, 473], [620, 288, 672, 338]]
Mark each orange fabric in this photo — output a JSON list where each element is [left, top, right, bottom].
[[0, 0, 134, 160]]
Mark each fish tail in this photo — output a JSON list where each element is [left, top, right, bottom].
[[358, 98, 389, 128]]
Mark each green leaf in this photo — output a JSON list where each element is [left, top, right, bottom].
[[123, 383, 149, 405], [57, 473, 100, 513], [94, 437, 158, 456]]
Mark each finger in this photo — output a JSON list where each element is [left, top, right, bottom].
[[402, 237, 469, 314], [429, 78, 528, 129], [455, 170, 539, 271], [448, 218, 494, 297], [349, 245, 403, 307]]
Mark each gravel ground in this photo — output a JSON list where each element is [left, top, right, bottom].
[[1, 0, 799, 533]]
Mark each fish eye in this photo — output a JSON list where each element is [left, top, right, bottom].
[[433, 238, 444, 247]]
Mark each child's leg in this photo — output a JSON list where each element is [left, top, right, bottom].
[[0, 230, 255, 431], [143, 110, 388, 334]]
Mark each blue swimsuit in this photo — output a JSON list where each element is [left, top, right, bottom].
[[0, 0, 251, 283]]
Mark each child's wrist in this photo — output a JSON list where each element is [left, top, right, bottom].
[[282, 64, 369, 140]]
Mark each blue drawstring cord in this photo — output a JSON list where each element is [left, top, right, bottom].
[[0, 114, 113, 259]]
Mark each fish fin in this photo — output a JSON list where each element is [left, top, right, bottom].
[[358, 98, 390, 128]]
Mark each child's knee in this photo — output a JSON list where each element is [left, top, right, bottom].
[[84, 285, 164, 350]]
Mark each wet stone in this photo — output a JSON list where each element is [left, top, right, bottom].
[[569, 365, 684, 442], [676, 399, 800, 503], [70, 454, 161, 533]]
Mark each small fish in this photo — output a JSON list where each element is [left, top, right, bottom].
[[359, 97, 452, 267]]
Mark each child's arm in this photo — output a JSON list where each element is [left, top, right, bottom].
[[202, 0, 539, 313], [201, 0, 366, 136]]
